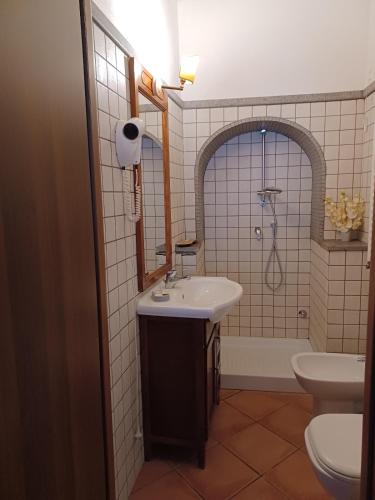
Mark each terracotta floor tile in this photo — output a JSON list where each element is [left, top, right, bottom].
[[224, 423, 296, 474], [231, 477, 290, 499], [131, 392, 329, 499], [226, 391, 287, 420], [300, 441, 309, 455], [260, 404, 312, 448], [265, 450, 333, 499], [221, 389, 240, 400], [132, 459, 172, 491], [177, 444, 258, 500], [266, 391, 314, 414], [206, 435, 218, 450], [130, 471, 202, 499], [210, 401, 254, 442]]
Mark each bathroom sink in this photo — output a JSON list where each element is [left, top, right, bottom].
[[137, 276, 243, 323]]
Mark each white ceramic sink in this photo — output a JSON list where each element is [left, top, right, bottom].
[[137, 276, 243, 323]]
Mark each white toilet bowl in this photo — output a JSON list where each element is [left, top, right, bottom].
[[291, 352, 365, 415], [305, 413, 362, 500]]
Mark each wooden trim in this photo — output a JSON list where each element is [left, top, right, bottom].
[[129, 57, 172, 291], [137, 62, 168, 111], [80, 2, 116, 499], [162, 109, 173, 270]]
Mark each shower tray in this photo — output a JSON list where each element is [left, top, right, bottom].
[[221, 336, 313, 392]]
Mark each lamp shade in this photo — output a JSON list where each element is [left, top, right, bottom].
[[179, 55, 199, 84]]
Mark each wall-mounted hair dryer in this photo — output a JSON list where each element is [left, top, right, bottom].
[[115, 117, 145, 223], [115, 117, 145, 167]]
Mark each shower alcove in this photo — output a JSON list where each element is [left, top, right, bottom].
[[195, 116, 326, 243], [194, 116, 327, 391]]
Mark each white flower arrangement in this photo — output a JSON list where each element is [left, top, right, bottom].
[[324, 191, 365, 233]]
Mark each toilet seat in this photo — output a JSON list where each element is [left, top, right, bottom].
[[306, 413, 362, 481]]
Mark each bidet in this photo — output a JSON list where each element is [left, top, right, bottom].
[[291, 352, 365, 415]]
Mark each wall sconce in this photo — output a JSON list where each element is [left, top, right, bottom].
[[153, 55, 199, 96]]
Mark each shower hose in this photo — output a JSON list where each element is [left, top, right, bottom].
[[264, 196, 284, 292]]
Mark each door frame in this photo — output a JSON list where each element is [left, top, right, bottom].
[[79, 1, 116, 499]]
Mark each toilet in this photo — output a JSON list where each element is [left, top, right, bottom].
[[305, 413, 362, 500], [291, 352, 365, 415]]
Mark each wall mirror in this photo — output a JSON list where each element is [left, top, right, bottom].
[[129, 58, 172, 291]]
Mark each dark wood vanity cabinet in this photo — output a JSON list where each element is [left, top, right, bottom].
[[139, 315, 221, 468]]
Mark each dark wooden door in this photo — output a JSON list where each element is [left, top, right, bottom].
[[361, 204, 375, 498], [0, 1, 108, 499]]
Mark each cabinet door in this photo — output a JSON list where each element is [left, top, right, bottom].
[[206, 322, 221, 429], [213, 324, 221, 405], [140, 316, 206, 443], [206, 329, 215, 435]]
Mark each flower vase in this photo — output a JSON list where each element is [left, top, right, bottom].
[[339, 231, 358, 242]]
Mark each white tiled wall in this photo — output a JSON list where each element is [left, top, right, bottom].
[[203, 132, 311, 339], [182, 99, 371, 343], [183, 99, 366, 242], [178, 241, 206, 277], [93, 23, 185, 499], [139, 109, 163, 142], [140, 136, 165, 273], [93, 24, 141, 500], [168, 100, 186, 272], [310, 241, 369, 353], [363, 92, 375, 251]]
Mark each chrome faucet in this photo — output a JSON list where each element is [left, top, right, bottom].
[[164, 269, 191, 289], [254, 226, 262, 241]]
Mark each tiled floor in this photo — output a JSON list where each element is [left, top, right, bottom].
[[131, 390, 333, 499]]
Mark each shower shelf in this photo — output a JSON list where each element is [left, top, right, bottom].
[[155, 241, 202, 256], [319, 240, 367, 252]]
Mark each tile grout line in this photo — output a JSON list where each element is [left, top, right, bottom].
[[130, 392, 315, 498], [263, 448, 307, 500], [223, 395, 290, 420], [220, 435, 297, 477], [173, 466, 209, 499]]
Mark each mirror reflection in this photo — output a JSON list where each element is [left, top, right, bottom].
[[139, 94, 166, 274]]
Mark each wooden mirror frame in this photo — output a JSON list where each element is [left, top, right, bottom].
[[129, 58, 172, 291]]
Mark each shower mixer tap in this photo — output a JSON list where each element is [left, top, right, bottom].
[[258, 197, 267, 208], [254, 226, 262, 241]]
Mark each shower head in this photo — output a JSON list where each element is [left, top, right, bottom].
[[257, 187, 282, 196]]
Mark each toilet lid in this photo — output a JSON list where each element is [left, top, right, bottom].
[[307, 414, 362, 479]]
